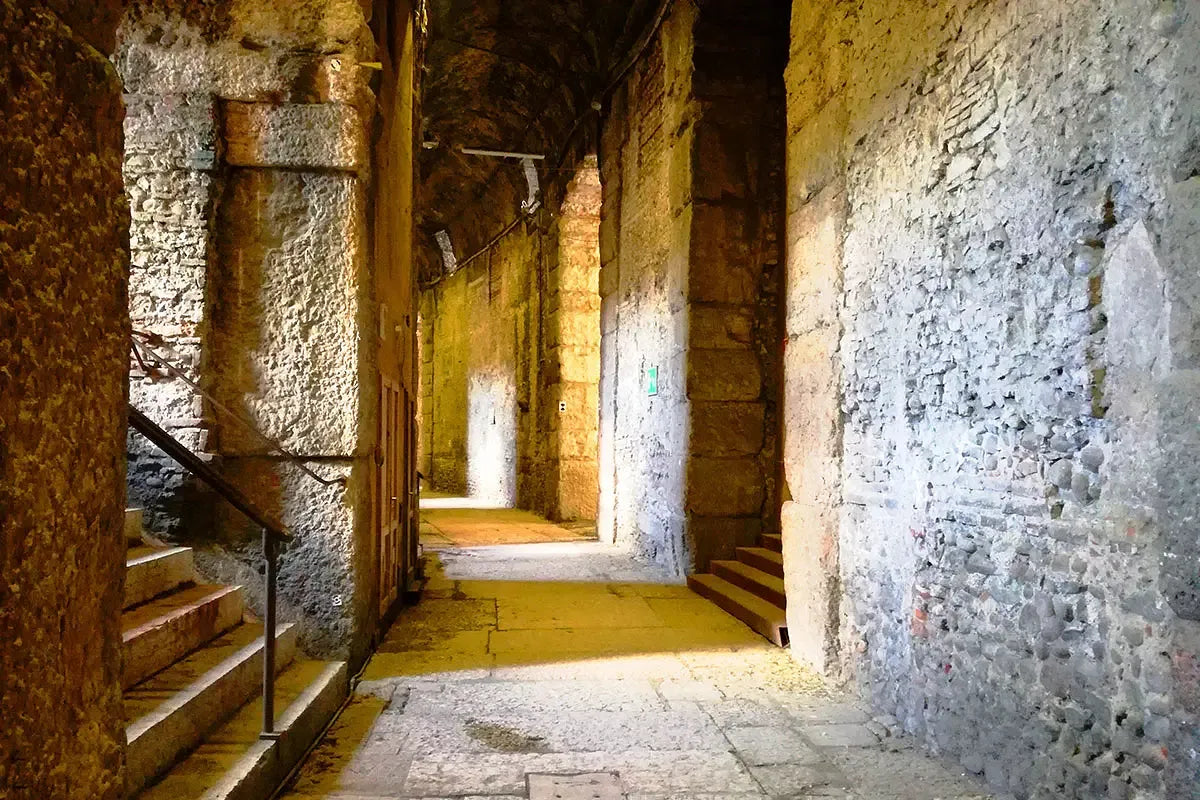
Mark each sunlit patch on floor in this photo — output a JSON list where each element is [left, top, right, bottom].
[[278, 541, 990, 799]]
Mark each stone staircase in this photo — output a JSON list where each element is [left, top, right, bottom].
[[687, 533, 788, 646], [122, 509, 347, 800]]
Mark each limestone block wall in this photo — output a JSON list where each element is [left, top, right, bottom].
[[116, 0, 412, 664], [545, 159, 602, 522], [783, 1, 1200, 796], [0, 2, 129, 796], [683, 0, 787, 569], [596, 1, 696, 572]]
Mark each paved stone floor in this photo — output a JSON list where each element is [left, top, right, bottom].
[[419, 494, 597, 547], [280, 540, 990, 800]]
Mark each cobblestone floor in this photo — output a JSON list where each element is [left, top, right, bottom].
[[280, 537, 991, 800]]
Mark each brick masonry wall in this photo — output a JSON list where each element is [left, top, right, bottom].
[[0, 2, 129, 796], [783, 1, 1200, 797]]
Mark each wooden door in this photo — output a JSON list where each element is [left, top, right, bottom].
[[405, 391, 419, 590], [397, 386, 413, 595], [378, 378, 403, 615]]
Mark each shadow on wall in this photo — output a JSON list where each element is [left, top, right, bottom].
[[467, 366, 518, 507]]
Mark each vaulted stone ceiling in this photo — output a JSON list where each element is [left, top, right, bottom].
[[417, 0, 659, 281]]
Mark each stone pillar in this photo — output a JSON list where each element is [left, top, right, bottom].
[[0, 2, 129, 796], [549, 158, 602, 521], [684, 0, 786, 571], [779, 0, 852, 678], [597, 0, 786, 574], [596, 0, 696, 572], [780, 183, 846, 674], [208, 97, 375, 661]]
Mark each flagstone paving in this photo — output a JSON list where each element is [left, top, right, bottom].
[[279, 540, 991, 800]]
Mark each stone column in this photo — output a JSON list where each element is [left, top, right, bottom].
[[549, 158, 602, 522], [0, 2, 129, 796], [209, 95, 376, 661], [596, 0, 696, 572]]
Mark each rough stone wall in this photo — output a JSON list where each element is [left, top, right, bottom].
[[123, 85, 219, 537], [684, 0, 787, 569], [783, 1, 1200, 797], [116, 0, 406, 663], [0, 2, 129, 797], [597, 0, 696, 572]]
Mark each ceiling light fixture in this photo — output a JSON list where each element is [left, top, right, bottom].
[[460, 147, 546, 160]]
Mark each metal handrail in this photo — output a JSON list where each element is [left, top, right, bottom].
[[130, 331, 346, 487], [128, 404, 289, 739]]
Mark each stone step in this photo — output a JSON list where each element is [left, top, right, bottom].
[[122, 584, 245, 690], [735, 546, 784, 579], [126, 508, 145, 547], [125, 546, 195, 609], [760, 533, 782, 553], [135, 660, 349, 800], [687, 574, 788, 647], [124, 622, 299, 799], [712, 559, 786, 608]]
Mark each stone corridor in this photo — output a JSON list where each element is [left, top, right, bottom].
[[7, 1, 1200, 798], [278, 509, 990, 799]]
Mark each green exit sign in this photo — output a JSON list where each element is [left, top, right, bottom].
[[646, 366, 658, 396]]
